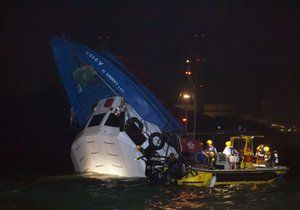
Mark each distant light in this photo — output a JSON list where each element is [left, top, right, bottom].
[[183, 94, 191, 99], [186, 59, 191, 64], [185, 71, 192, 75], [182, 117, 188, 123]]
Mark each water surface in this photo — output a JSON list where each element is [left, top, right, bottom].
[[1, 173, 299, 209]]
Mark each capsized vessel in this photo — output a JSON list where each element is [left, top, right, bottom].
[[51, 37, 182, 177]]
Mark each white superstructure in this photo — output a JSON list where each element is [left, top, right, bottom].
[[71, 96, 178, 177]]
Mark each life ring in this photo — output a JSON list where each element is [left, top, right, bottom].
[[148, 132, 166, 150], [125, 117, 143, 133]]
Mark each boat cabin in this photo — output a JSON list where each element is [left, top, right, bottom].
[[71, 96, 179, 177]]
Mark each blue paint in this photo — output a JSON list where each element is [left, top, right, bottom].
[[51, 37, 182, 132]]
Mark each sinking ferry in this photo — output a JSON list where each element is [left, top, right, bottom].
[[51, 37, 182, 177]]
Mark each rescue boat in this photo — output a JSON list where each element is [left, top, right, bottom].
[[178, 132, 289, 187]]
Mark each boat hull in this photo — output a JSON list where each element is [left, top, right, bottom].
[[178, 166, 289, 187]]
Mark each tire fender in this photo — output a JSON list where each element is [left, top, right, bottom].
[[148, 132, 166, 150], [125, 117, 143, 132]]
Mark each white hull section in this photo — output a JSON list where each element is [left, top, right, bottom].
[[71, 132, 146, 177], [70, 96, 178, 177]]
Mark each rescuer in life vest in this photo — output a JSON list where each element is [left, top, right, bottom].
[[205, 140, 218, 166], [263, 146, 271, 160], [222, 141, 238, 157], [265, 149, 279, 167], [223, 141, 239, 169], [255, 144, 265, 164], [263, 146, 272, 166]]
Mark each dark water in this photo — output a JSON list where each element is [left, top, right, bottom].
[[1, 173, 300, 210]]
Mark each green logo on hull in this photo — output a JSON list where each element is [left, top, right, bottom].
[[73, 65, 98, 93]]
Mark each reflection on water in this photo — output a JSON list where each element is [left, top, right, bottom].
[[146, 183, 300, 209], [147, 188, 206, 209], [1, 173, 300, 209]]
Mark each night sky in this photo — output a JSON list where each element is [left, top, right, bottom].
[[1, 1, 300, 126]]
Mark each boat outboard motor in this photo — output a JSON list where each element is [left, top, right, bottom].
[[144, 152, 184, 184], [144, 157, 182, 184], [135, 131, 183, 184], [145, 159, 167, 184], [166, 153, 183, 180]]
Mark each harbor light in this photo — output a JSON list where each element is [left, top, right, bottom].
[[185, 71, 192, 75], [182, 93, 191, 99]]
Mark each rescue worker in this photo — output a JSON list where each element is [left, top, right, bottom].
[[255, 144, 265, 164], [222, 141, 238, 157], [256, 144, 264, 155], [222, 141, 239, 169], [266, 149, 279, 167], [263, 146, 271, 163], [205, 140, 218, 166]]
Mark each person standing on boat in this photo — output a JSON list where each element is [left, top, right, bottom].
[[205, 140, 218, 165], [223, 141, 238, 156], [255, 144, 265, 164], [263, 146, 271, 160], [223, 141, 239, 169], [265, 149, 279, 167]]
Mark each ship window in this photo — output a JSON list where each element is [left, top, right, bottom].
[[105, 113, 122, 127], [88, 113, 105, 127]]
